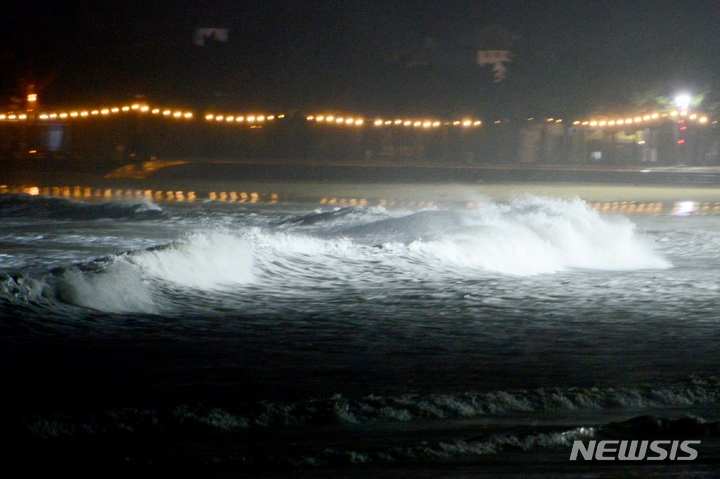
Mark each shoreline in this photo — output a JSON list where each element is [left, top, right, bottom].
[[6, 161, 720, 208], [5, 181, 720, 209]]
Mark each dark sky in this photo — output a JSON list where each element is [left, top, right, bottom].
[[2, 0, 719, 119]]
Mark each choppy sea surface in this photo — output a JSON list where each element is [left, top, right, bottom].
[[1, 192, 720, 477]]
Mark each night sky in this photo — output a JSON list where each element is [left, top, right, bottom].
[[2, 0, 719, 120]]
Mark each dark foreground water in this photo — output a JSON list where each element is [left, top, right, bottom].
[[1, 191, 720, 477]]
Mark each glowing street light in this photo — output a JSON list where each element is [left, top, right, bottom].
[[675, 94, 691, 112]]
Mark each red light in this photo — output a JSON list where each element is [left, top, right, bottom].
[[678, 139, 685, 144], [678, 119, 685, 124], [681, 126, 687, 130]]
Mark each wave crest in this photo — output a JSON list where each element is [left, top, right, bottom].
[[129, 232, 254, 289], [403, 196, 670, 275]]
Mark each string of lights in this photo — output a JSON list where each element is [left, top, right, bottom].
[[0, 100, 714, 127], [573, 111, 710, 127]]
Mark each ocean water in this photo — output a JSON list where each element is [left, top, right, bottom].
[[1, 191, 720, 476]]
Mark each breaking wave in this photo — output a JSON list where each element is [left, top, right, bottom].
[[0, 232, 255, 313], [0, 196, 670, 313], [54, 259, 156, 313], [343, 196, 670, 275], [128, 232, 253, 289]]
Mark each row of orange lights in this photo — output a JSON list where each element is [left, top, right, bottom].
[[1, 110, 478, 127], [1, 101, 714, 129], [0, 185, 279, 204], [574, 111, 709, 127], [204, 113, 281, 123], [0, 106, 284, 124], [306, 115, 482, 128], [0, 108, 490, 128], [0, 103, 194, 121], [590, 201, 664, 214], [370, 118, 482, 128], [307, 115, 365, 126]]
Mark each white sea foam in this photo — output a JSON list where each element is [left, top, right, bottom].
[[55, 260, 155, 313], [404, 197, 671, 275], [243, 197, 670, 280], [129, 232, 254, 289], [252, 231, 357, 258], [51, 232, 254, 312], [247, 231, 365, 287]]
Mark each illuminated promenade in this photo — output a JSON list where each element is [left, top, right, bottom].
[[0, 98, 715, 168], [1, 98, 712, 129], [2, 98, 720, 215]]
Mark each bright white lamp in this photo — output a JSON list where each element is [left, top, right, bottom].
[[675, 94, 691, 111]]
